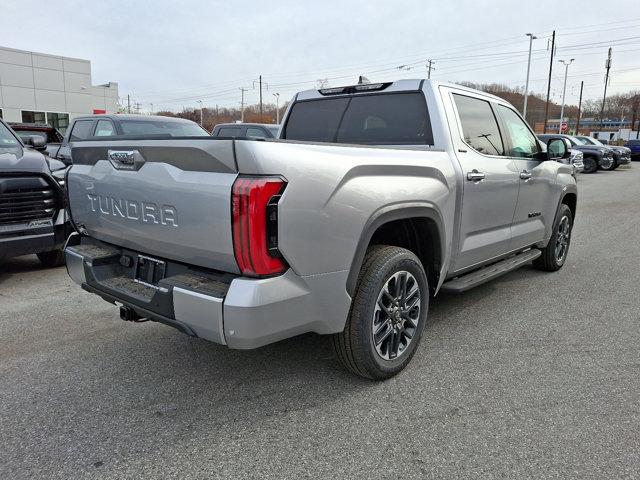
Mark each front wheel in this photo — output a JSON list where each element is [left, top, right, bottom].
[[599, 156, 616, 171], [533, 204, 573, 272], [582, 156, 598, 173], [333, 245, 429, 380]]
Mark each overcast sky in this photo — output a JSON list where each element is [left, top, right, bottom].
[[3, 0, 640, 111]]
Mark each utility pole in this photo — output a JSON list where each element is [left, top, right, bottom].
[[253, 76, 268, 117], [239, 87, 247, 122], [630, 95, 638, 132], [127, 94, 131, 114], [600, 47, 612, 129], [273, 93, 280, 124], [523, 33, 537, 120], [558, 59, 574, 134], [150, 103, 154, 115], [426, 60, 435, 79], [543, 30, 555, 133], [576, 81, 584, 134], [196, 100, 203, 126]]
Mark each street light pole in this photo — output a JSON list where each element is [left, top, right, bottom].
[[523, 33, 537, 120], [273, 93, 280, 123], [196, 100, 203, 126], [558, 59, 574, 134]]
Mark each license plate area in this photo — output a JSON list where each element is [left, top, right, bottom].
[[135, 255, 166, 287]]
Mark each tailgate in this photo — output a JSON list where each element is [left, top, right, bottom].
[[68, 139, 239, 273]]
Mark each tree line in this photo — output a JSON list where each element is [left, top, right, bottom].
[[157, 84, 640, 132]]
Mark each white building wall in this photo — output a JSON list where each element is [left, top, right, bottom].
[[0, 46, 119, 129]]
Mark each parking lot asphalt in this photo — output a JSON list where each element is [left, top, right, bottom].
[[1, 165, 639, 480]]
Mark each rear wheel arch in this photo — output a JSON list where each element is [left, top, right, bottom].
[[347, 205, 444, 297]]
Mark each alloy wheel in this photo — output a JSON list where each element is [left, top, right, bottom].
[[555, 215, 571, 263], [372, 271, 421, 360]]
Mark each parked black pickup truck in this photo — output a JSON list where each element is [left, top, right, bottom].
[[0, 119, 70, 266], [50, 114, 210, 163]]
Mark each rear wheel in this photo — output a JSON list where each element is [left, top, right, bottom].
[[333, 245, 429, 380], [533, 204, 573, 272], [582, 156, 598, 173], [37, 249, 65, 267]]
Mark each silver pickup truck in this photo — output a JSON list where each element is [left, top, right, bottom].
[[64, 80, 577, 379]]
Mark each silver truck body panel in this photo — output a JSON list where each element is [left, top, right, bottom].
[[67, 139, 239, 273], [64, 79, 577, 350]]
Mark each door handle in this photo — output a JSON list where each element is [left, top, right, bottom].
[[520, 170, 533, 180], [466, 170, 485, 182]]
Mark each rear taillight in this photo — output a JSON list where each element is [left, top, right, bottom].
[[232, 176, 287, 277]]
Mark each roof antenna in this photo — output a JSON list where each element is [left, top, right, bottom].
[[358, 75, 370, 85]]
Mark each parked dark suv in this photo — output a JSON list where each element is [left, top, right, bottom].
[[0, 119, 71, 266], [50, 114, 210, 163], [538, 134, 614, 173], [574, 135, 631, 168], [624, 139, 640, 161]]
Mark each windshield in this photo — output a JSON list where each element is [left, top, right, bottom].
[[267, 125, 280, 137], [119, 120, 210, 137], [578, 136, 602, 146], [14, 130, 48, 143], [0, 123, 22, 157], [283, 92, 433, 145]]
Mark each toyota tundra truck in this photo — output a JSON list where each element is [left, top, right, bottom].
[[64, 80, 577, 379]]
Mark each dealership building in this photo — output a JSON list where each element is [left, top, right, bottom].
[[0, 46, 119, 132]]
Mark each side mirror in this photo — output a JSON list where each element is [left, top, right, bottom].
[[547, 137, 571, 161], [25, 135, 47, 150]]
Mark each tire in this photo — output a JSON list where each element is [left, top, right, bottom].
[[37, 249, 66, 267], [332, 245, 429, 380], [582, 156, 598, 173], [599, 156, 616, 171], [533, 204, 573, 272]]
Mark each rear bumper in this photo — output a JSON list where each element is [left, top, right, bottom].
[[65, 235, 351, 349], [0, 210, 70, 258]]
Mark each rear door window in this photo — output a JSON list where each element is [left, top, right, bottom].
[[283, 92, 432, 145], [69, 120, 94, 141], [453, 94, 504, 156]]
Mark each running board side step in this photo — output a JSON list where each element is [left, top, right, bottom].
[[440, 249, 541, 293]]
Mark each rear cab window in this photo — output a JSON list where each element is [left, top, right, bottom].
[[215, 126, 243, 137], [282, 92, 433, 145], [246, 127, 268, 138], [119, 120, 208, 137], [94, 120, 116, 137]]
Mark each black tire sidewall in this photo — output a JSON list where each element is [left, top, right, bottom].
[[551, 205, 573, 268], [352, 249, 429, 378], [583, 157, 597, 173]]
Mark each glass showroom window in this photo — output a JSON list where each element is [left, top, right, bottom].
[[22, 111, 46, 123], [46, 112, 70, 133]]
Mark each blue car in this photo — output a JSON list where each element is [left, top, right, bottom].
[[624, 139, 640, 161]]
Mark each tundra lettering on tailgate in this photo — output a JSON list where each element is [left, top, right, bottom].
[[87, 194, 178, 227]]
